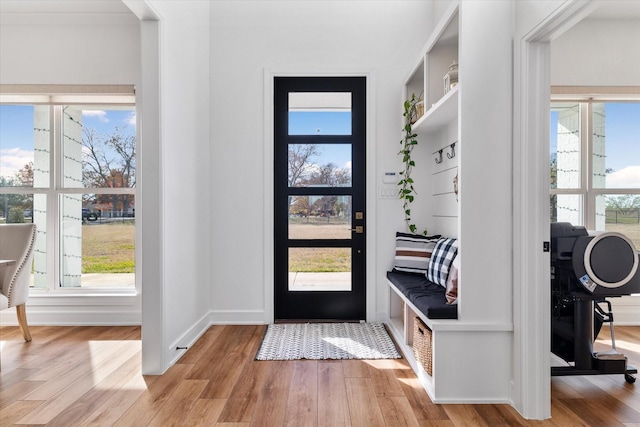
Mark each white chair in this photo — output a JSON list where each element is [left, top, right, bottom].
[[0, 223, 37, 342]]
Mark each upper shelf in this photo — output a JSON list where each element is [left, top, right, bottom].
[[412, 85, 459, 136]]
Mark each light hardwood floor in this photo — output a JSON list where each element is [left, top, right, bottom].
[[0, 324, 638, 426]]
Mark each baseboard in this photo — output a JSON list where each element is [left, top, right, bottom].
[[0, 306, 141, 326], [209, 309, 268, 325], [167, 311, 212, 367], [610, 296, 640, 325]]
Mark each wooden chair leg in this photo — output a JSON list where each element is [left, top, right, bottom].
[[16, 304, 32, 342]]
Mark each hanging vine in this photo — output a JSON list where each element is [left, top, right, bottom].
[[398, 93, 428, 235]]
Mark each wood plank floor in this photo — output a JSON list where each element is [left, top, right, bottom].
[[1, 324, 638, 426]]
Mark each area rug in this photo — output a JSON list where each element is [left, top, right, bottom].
[[255, 322, 401, 360]]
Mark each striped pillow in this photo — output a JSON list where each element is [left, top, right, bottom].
[[393, 232, 441, 275], [427, 238, 459, 287]]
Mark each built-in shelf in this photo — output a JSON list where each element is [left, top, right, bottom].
[[412, 85, 459, 136]]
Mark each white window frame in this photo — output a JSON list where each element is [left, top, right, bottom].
[[550, 89, 640, 232], [0, 86, 139, 298]]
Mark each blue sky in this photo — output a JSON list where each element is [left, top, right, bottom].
[[289, 111, 352, 170], [0, 105, 135, 180]]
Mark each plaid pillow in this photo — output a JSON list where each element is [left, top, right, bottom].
[[427, 238, 458, 287], [393, 232, 441, 275]]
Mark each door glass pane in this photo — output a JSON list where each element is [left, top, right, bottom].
[[289, 247, 351, 291], [598, 194, 640, 249], [592, 102, 640, 189], [60, 193, 135, 288], [550, 102, 581, 189], [62, 105, 136, 189], [289, 195, 351, 239], [550, 194, 583, 225], [288, 92, 352, 135], [288, 143, 351, 187], [0, 105, 50, 188]]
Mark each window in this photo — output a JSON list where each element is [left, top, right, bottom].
[[550, 97, 640, 249], [0, 88, 136, 291]]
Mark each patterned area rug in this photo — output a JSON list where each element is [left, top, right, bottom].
[[255, 322, 401, 360]]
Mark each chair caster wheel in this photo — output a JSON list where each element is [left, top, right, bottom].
[[625, 374, 636, 384]]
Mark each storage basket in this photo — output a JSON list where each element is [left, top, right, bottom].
[[413, 316, 433, 376]]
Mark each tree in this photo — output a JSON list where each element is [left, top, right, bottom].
[[308, 162, 351, 187], [288, 144, 320, 187], [82, 125, 136, 214], [607, 194, 640, 216], [14, 161, 33, 187], [83, 127, 135, 189]]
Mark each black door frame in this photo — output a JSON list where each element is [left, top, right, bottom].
[[274, 76, 366, 321]]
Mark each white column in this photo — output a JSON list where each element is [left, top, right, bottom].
[[592, 103, 606, 230], [61, 107, 83, 287], [557, 106, 581, 224], [32, 106, 49, 287]]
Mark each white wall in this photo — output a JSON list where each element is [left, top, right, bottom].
[[512, 0, 568, 419], [209, 0, 431, 322], [141, 0, 212, 369], [0, 13, 139, 84], [551, 18, 640, 86]]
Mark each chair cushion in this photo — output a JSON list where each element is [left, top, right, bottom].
[[0, 293, 8, 310]]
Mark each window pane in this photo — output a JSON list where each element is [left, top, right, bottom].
[[550, 103, 581, 189], [598, 194, 640, 249], [289, 247, 351, 291], [288, 144, 351, 187], [289, 195, 351, 239], [288, 92, 352, 135], [0, 193, 47, 288], [592, 102, 640, 189], [63, 106, 136, 189], [0, 105, 50, 188], [550, 194, 583, 225], [60, 193, 135, 288]]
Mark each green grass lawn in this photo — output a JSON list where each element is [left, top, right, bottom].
[[82, 222, 135, 273]]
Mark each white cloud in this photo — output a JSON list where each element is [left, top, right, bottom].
[[126, 111, 136, 126], [0, 147, 34, 179], [607, 166, 640, 189], [344, 160, 352, 170], [82, 110, 109, 123]]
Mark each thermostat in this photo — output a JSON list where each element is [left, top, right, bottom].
[[382, 171, 398, 184]]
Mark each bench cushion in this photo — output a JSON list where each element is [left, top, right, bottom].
[[387, 271, 458, 319]]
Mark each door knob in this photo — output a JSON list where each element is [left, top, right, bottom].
[[350, 226, 364, 233]]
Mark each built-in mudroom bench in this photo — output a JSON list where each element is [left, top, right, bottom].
[[386, 270, 513, 403], [386, 1, 514, 404]]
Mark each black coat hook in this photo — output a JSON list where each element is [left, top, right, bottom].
[[447, 142, 456, 159], [435, 149, 443, 164]]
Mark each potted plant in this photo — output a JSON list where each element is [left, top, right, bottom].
[[398, 93, 427, 235]]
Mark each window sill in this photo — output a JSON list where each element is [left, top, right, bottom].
[[27, 289, 139, 306]]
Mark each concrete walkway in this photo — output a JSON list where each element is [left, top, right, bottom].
[[288, 272, 351, 291]]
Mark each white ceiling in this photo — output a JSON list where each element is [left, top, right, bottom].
[[0, 0, 132, 14], [589, 1, 640, 20], [1, 0, 638, 20]]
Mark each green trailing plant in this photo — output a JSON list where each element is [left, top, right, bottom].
[[398, 93, 428, 235]]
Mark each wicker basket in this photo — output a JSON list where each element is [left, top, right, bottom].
[[413, 316, 433, 376]]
